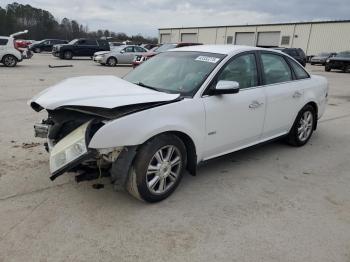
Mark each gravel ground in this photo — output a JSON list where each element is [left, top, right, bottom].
[[0, 54, 349, 262]]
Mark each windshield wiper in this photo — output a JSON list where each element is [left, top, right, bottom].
[[134, 82, 159, 91]]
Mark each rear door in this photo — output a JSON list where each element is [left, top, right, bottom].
[[259, 51, 307, 139]]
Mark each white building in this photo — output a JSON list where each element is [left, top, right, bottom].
[[158, 20, 350, 55]]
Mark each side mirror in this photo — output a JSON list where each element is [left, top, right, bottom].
[[212, 80, 240, 95], [120, 50, 125, 53]]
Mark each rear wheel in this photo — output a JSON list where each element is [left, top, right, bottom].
[[63, 51, 73, 60], [107, 57, 117, 66], [287, 105, 316, 147], [127, 134, 187, 202], [2, 55, 17, 67]]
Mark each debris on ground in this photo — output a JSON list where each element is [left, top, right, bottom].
[[48, 64, 73, 68], [21, 142, 41, 149]]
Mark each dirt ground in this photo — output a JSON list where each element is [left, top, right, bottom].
[[0, 54, 350, 262]]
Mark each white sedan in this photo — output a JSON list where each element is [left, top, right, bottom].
[[29, 45, 328, 202]]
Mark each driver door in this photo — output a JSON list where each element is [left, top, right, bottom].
[[202, 52, 266, 159]]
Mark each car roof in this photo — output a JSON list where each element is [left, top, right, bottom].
[[168, 44, 270, 55]]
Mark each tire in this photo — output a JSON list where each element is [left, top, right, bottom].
[[343, 65, 350, 73], [287, 105, 316, 147], [311, 62, 315, 65], [325, 65, 331, 72], [63, 51, 73, 60], [34, 47, 41, 53], [127, 134, 187, 203], [106, 57, 117, 66], [2, 55, 17, 67]]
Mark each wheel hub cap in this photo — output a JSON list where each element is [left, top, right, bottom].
[[298, 111, 313, 142]]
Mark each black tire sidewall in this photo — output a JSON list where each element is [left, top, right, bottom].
[[107, 57, 117, 66], [288, 105, 316, 146], [325, 65, 331, 72], [2, 55, 17, 67], [133, 134, 187, 202], [64, 51, 72, 60]]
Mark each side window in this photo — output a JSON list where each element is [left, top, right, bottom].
[[85, 40, 97, 45], [77, 39, 86, 45], [216, 53, 258, 89], [135, 46, 146, 52], [261, 53, 292, 85], [124, 46, 134, 53], [288, 58, 310, 79], [0, 39, 8, 45]]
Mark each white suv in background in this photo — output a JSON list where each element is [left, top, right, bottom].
[[0, 30, 31, 67]]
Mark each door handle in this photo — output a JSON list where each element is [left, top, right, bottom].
[[249, 101, 264, 109], [293, 91, 302, 98]]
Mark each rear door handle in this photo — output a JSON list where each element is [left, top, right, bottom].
[[249, 101, 264, 109], [293, 91, 303, 98]]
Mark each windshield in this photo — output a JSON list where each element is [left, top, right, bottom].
[[154, 43, 177, 53], [336, 51, 350, 57], [124, 51, 226, 96], [68, 39, 79, 45]]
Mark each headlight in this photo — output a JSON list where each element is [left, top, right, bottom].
[[326, 59, 330, 63], [50, 122, 90, 174]]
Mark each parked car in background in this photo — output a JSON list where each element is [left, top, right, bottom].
[[52, 38, 110, 59], [94, 45, 148, 66], [109, 42, 124, 48], [325, 51, 350, 72], [29, 39, 68, 53], [141, 43, 160, 50], [133, 42, 203, 67], [310, 52, 337, 65], [274, 47, 307, 67], [29, 45, 328, 202], [0, 30, 32, 67]]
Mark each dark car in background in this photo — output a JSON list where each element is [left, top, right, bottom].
[[325, 51, 350, 72], [274, 47, 307, 67], [133, 42, 202, 67], [52, 38, 110, 59], [29, 39, 68, 53], [310, 52, 337, 65]]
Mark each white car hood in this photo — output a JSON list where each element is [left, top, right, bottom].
[[29, 75, 180, 110]]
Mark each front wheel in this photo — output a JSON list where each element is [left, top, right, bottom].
[[63, 51, 73, 60], [325, 65, 331, 72], [127, 134, 187, 202], [34, 47, 41, 53], [287, 105, 316, 147], [107, 57, 117, 66], [2, 55, 17, 67]]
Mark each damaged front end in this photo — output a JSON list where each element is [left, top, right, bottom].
[[32, 101, 178, 184]]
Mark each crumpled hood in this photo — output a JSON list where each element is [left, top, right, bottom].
[[29, 75, 180, 111]]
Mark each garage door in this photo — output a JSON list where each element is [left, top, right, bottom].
[[257, 32, 281, 47], [181, 33, 197, 42], [235, 32, 255, 46], [160, 34, 171, 43]]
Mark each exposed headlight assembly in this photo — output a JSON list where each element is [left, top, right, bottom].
[[326, 59, 330, 63], [50, 121, 91, 177]]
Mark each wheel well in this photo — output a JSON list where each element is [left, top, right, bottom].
[[306, 101, 318, 130], [147, 131, 197, 176]]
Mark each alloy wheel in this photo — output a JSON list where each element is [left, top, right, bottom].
[[4, 56, 16, 67], [146, 145, 182, 195], [297, 111, 313, 142]]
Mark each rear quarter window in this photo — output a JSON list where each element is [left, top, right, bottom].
[[288, 58, 310, 79], [0, 39, 8, 45]]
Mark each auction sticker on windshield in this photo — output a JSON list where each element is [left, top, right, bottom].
[[195, 56, 220, 63]]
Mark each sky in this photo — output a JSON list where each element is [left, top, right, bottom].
[[1, 0, 349, 37]]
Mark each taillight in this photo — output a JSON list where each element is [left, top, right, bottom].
[[14, 40, 21, 51]]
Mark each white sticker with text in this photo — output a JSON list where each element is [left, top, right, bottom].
[[195, 56, 220, 63]]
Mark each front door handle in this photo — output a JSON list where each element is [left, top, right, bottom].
[[249, 101, 264, 109], [293, 91, 303, 98]]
